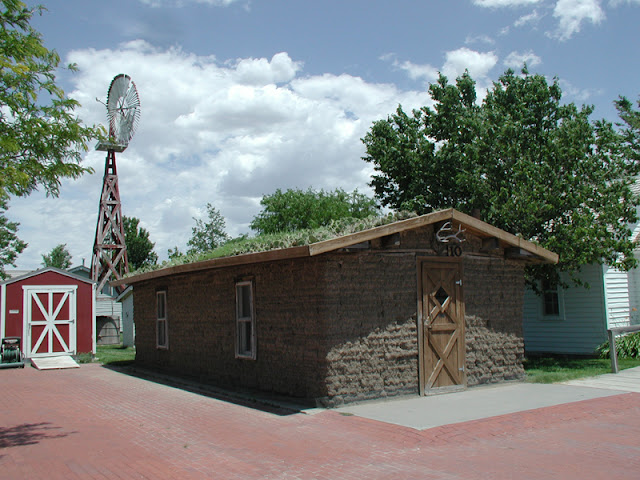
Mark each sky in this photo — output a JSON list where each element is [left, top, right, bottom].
[[7, 0, 640, 271]]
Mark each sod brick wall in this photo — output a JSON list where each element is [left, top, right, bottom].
[[463, 257, 526, 385], [134, 258, 331, 400], [319, 252, 419, 406], [133, 225, 531, 405]]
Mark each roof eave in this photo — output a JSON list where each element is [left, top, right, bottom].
[[112, 208, 558, 286]]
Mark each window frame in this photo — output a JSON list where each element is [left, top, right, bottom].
[[156, 290, 169, 349], [235, 280, 256, 360], [541, 280, 564, 320]]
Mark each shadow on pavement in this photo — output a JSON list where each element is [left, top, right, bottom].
[[0, 422, 72, 448], [101, 364, 307, 417]]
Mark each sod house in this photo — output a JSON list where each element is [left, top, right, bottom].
[[113, 209, 557, 406]]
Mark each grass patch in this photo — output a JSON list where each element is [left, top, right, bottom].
[[524, 356, 640, 383], [127, 212, 418, 277], [96, 344, 135, 366], [76, 344, 135, 366]]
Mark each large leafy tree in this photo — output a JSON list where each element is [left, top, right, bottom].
[[362, 68, 640, 287], [0, 0, 103, 277], [41, 243, 71, 269], [123, 216, 158, 270], [250, 187, 379, 235], [187, 203, 229, 255]]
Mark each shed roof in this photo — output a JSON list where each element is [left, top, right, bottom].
[[1, 267, 96, 286], [112, 208, 558, 287]]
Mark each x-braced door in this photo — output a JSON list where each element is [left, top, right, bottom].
[[419, 259, 465, 394], [24, 286, 77, 358]]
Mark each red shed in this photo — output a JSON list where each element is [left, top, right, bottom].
[[0, 268, 96, 360]]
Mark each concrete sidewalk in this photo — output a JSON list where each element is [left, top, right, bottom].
[[334, 366, 640, 430], [563, 364, 640, 391]]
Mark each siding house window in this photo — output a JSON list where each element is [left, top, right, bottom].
[[235, 281, 256, 359], [156, 290, 168, 349], [542, 280, 560, 316]]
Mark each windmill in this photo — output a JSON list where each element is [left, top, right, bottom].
[[91, 74, 141, 294]]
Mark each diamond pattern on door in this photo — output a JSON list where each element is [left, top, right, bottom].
[[421, 260, 465, 393]]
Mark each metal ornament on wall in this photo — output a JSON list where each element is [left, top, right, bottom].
[[433, 221, 466, 257], [91, 74, 141, 295]]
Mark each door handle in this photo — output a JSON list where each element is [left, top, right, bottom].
[[455, 279, 463, 286]]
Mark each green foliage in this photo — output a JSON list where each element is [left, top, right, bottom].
[[615, 95, 640, 164], [250, 187, 379, 234], [0, 1, 104, 277], [167, 246, 183, 260], [41, 243, 71, 269], [186, 203, 229, 255], [362, 67, 640, 287], [0, 196, 26, 278], [129, 211, 417, 277], [123, 216, 158, 271], [524, 356, 640, 383], [596, 332, 640, 359]]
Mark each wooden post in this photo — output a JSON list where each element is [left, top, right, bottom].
[[607, 325, 640, 374], [608, 329, 618, 374]]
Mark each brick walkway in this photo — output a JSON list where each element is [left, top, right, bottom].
[[1, 364, 639, 479]]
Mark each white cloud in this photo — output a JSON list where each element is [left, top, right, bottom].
[[398, 61, 440, 82], [9, 42, 428, 269], [551, 0, 605, 40], [559, 79, 603, 102], [442, 48, 498, 81], [472, 0, 542, 6], [465, 34, 496, 45], [229, 52, 303, 85], [514, 9, 543, 27], [383, 48, 498, 93], [504, 50, 542, 68]]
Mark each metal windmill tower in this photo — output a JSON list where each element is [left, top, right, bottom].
[[91, 74, 141, 294]]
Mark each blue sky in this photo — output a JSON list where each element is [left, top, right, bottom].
[[9, 0, 640, 270]]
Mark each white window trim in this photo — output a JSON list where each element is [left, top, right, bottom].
[[235, 280, 256, 360], [156, 290, 168, 349]]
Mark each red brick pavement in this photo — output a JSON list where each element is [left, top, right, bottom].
[[1, 364, 639, 479]]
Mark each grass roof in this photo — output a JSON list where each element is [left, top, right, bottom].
[[128, 212, 417, 278]]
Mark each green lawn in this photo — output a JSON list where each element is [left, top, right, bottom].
[[77, 344, 135, 366], [524, 356, 640, 383]]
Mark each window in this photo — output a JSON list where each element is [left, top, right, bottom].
[[542, 279, 560, 317], [235, 281, 255, 359], [156, 290, 168, 349]]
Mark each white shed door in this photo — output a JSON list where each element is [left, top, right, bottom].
[[24, 286, 77, 358]]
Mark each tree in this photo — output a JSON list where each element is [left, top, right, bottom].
[[0, 1, 103, 277], [187, 203, 229, 254], [123, 216, 158, 270], [41, 243, 71, 269], [0, 197, 26, 270], [250, 187, 380, 235], [362, 68, 640, 287], [167, 246, 183, 260]]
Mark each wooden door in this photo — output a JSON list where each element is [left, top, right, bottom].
[[24, 287, 77, 358], [419, 259, 465, 394]]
